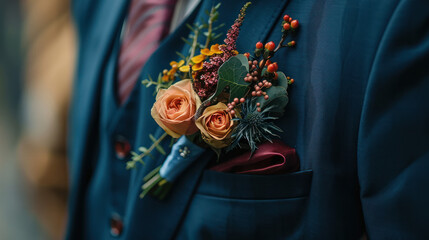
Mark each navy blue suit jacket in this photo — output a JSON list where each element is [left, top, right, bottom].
[[67, 0, 429, 239]]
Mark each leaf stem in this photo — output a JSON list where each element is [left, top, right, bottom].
[[134, 132, 169, 163]]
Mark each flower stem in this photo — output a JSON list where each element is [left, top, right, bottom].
[[205, 22, 213, 48], [187, 29, 200, 65], [204, 7, 215, 48], [274, 32, 288, 53]]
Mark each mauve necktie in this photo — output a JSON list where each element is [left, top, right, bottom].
[[117, 0, 177, 105]]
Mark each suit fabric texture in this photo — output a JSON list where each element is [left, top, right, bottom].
[[67, 0, 429, 239]]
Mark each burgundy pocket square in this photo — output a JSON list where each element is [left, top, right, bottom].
[[210, 140, 300, 175]]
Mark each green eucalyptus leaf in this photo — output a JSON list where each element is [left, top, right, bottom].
[[276, 71, 289, 90], [255, 85, 289, 117], [211, 54, 250, 102]]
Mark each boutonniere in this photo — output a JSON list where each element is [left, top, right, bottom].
[[127, 2, 300, 199]]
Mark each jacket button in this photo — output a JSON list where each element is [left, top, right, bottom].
[[114, 136, 131, 159], [110, 216, 123, 237]]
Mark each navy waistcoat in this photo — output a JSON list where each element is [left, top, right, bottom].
[[82, 27, 143, 239]]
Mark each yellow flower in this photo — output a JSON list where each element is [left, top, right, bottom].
[[210, 44, 223, 54], [162, 75, 170, 82], [200, 48, 214, 56], [191, 54, 205, 64], [232, 50, 239, 55], [170, 60, 184, 69], [179, 65, 190, 73], [192, 62, 203, 71], [161, 60, 185, 82], [168, 68, 176, 77]]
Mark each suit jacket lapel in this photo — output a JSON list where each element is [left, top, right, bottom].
[[124, 0, 291, 239]]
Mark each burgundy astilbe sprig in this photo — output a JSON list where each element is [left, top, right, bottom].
[[194, 2, 251, 100], [220, 1, 251, 58]]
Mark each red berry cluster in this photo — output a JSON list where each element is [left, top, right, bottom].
[[282, 14, 299, 47], [267, 62, 278, 73], [240, 58, 276, 112], [282, 14, 299, 31], [254, 40, 276, 59], [227, 97, 246, 115], [230, 13, 298, 114], [251, 79, 273, 112], [265, 41, 275, 51]]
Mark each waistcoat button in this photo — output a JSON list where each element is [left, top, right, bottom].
[[114, 135, 131, 159], [110, 215, 123, 237]]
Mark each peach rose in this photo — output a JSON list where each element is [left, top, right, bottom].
[[195, 102, 235, 148], [151, 79, 201, 138]]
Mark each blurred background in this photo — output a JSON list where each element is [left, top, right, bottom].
[[0, 0, 75, 239]]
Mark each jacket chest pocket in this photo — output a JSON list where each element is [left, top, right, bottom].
[[176, 169, 313, 240]]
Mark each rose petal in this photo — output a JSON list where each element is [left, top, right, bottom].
[[196, 102, 235, 147], [151, 79, 200, 138]]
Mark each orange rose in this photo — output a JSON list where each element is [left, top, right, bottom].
[[196, 102, 235, 148], [151, 79, 201, 138]]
